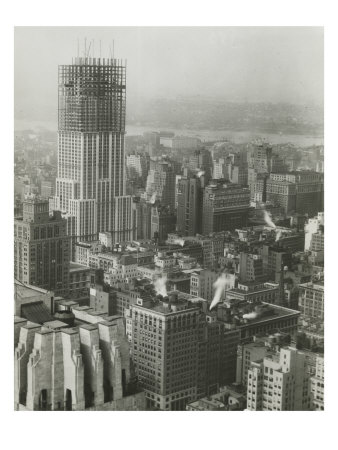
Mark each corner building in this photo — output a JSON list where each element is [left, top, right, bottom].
[[131, 295, 200, 410], [14, 198, 70, 297], [131, 293, 240, 410], [202, 181, 250, 234], [247, 347, 311, 411]]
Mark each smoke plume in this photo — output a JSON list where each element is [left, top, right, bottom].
[[154, 275, 168, 297], [210, 273, 228, 311], [243, 312, 258, 320], [150, 192, 157, 204], [173, 238, 185, 247], [263, 210, 276, 228], [196, 170, 205, 178], [275, 229, 283, 241]]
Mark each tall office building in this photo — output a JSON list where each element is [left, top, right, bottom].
[[202, 180, 250, 234], [131, 292, 239, 410], [190, 269, 218, 303], [14, 197, 70, 297], [144, 159, 176, 210], [239, 252, 264, 282], [268, 172, 324, 216], [298, 281, 324, 323], [176, 175, 204, 236], [131, 294, 201, 410], [246, 347, 311, 411], [151, 205, 176, 243], [310, 355, 324, 411], [53, 56, 133, 251], [188, 149, 213, 183]]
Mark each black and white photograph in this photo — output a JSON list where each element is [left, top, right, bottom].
[[13, 25, 325, 413], [4, 2, 337, 447]]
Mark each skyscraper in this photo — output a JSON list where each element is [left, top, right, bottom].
[[14, 197, 70, 297], [246, 347, 311, 411], [144, 159, 176, 210], [176, 175, 204, 236], [202, 180, 250, 234], [131, 294, 201, 410], [53, 56, 132, 251]]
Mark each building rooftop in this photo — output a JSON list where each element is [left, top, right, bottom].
[[22, 322, 41, 330], [79, 323, 98, 331], [14, 280, 51, 298], [43, 320, 69, 330], [299, 280, 324, 290], [217, 301, 300, 328], [21, 302, 54, 324], [57, 299, 79, 307], [60, 327, 79, 335], [14, 316, 27, 325], [70, 262, 91, 272]]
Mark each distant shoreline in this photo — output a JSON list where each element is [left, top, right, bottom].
[[14, 119, 324, 147]]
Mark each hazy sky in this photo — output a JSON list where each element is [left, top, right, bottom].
[[15, 26, 323, 119]]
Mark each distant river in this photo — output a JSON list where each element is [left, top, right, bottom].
[[14, 120, 324, 147], [126, 125, 324, 147]]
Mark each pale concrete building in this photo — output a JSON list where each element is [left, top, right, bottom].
[[14, 313, 145, 411], [247, 347, 311, 411], [99, 232, 113, 250], [310, 355, 324, 411], [190, 269, 218, 303]]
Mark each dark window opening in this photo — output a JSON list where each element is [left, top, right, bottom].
[[65, 389, 72, 411]]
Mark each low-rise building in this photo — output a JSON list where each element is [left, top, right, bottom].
[[215, 299, 300, 344], [225, 281, 281, 306], [186, 385, 246, 411]]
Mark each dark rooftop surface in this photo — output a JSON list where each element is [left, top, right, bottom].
[[21, 302, 53, 324]]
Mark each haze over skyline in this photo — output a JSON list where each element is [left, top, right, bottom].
[[15, 26, 323, 124]]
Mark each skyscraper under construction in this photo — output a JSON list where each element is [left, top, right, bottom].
[[53, 55, 135, 251]]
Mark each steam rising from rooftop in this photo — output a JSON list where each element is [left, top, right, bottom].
[[173, 238, 185, 247], [154, 275, 168, 297], [263, 209, 276, 229], [275, 229, 283, 242], [210, 273, 228, 311], [196, 170, 205, 178], [242, 312, 258, 320], [150, 192, 157, 204]]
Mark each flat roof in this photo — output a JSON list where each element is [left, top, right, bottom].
[[79, 323, 98, 331], [237, 303, 300, 328], [43, 320, 69, 329], [70, 262, 91, 272], [57, 299, 79, 306], [14, 281, 51, 298], [299, 281, 324, 290], [60, 327, 79, 335], [14, 316, 27, 324]]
